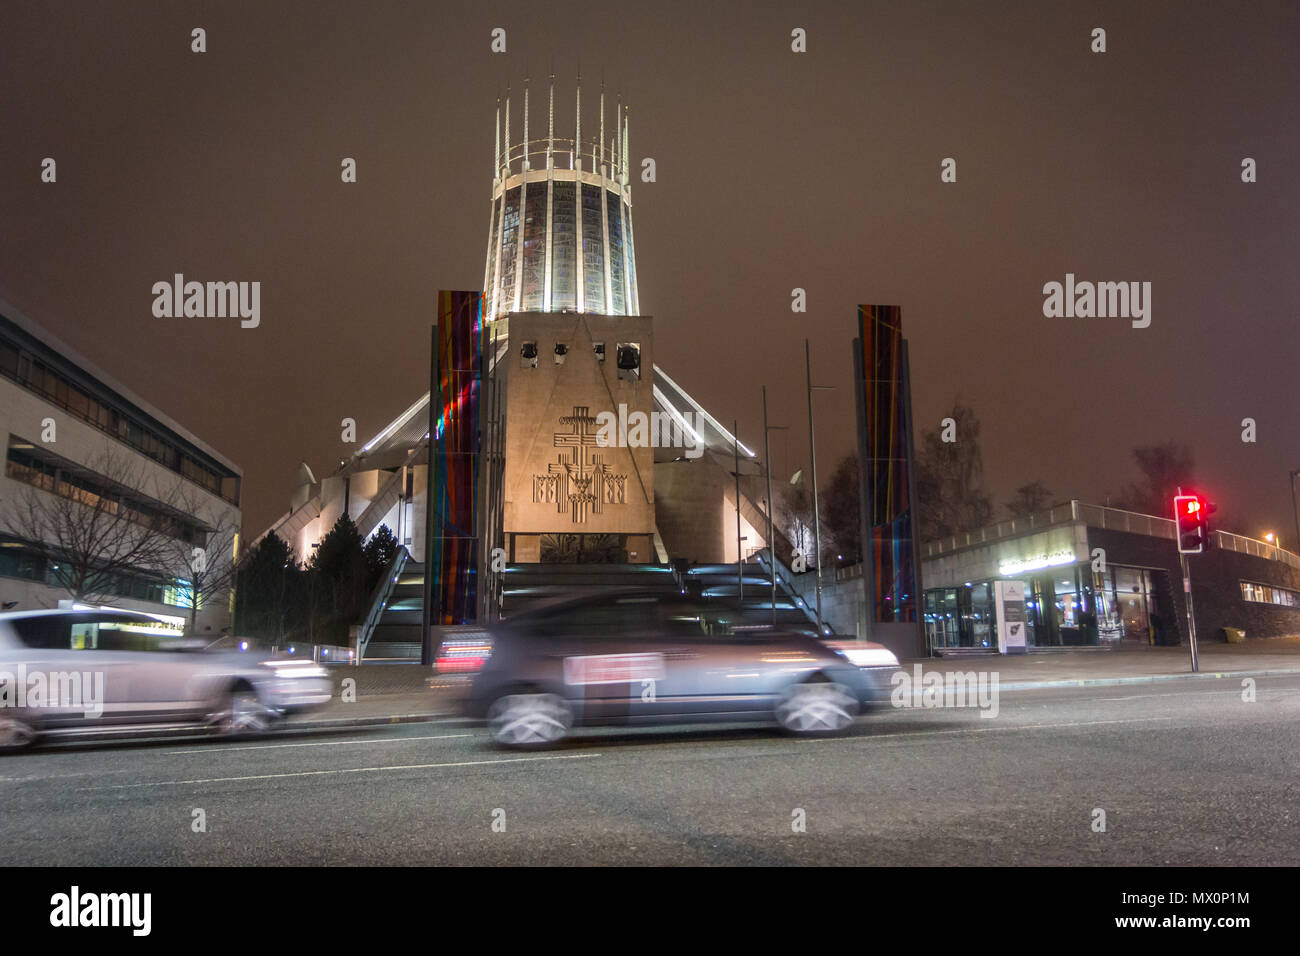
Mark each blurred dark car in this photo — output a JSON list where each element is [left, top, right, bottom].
[[465, 589, 900, 747], [0, 608, 332, 751]]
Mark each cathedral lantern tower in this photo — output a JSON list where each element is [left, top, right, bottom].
[[487, 76, 656, 565], [482, 76, 640, 323]]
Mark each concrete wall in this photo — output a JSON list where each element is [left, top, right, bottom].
[[655, 457, 746, 563], [501, 312, 656, 546], [1192, 545, 1300, 640], [1089, 527, 1300, 642], [785, 563, 926, 659], [283, 464, 413, 565]]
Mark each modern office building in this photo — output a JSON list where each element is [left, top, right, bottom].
[[918, 500, 1300, 649], [0, 297, 243, 634], [797, 500, 1300, 651]]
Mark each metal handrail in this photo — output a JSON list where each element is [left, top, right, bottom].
[[498, 141, 627, 177], [920, 499, 1300, 570], [922, 501, 1079, 558], [1215, 530, 1300, 570], [354, 546, 409, 665], [753, 551, 821, 629]]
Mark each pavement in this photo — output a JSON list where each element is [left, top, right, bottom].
[[285, 665, 465, 729], [293, 638, 1300, 729], [917, 636, 1300, 689]]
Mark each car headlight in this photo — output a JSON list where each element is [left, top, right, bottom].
[[842, 647, 900, 669], [260, 660, 328, 679], [826, 641, 899, 669]]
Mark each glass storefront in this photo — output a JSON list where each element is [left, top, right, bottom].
[[925, 563, 1171, 650], [1094, 566, 1166, 644], [1033, 564, 1096, 646]]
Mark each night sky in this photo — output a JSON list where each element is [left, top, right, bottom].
[[2, 1, 1297, 542]]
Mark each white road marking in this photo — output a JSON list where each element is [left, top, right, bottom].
[[797, 715, 1177, 743], [1093, 692, 1229, 701], [162, 732, 475, 755], [0, 767, 135, 784], [1086, 688, 1293, 702], [80, 752, 600, 790]]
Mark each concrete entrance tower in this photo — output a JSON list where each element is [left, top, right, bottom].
[[484, 77, 655, 563]]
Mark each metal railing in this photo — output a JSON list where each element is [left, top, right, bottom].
[[834, 562, 864, 583], [922, 501, 1081, 558], [1074, 502, 1175, 539], [920, 499, 1300, 570], [267, 642, 352, 664], [753, 551, 821, 629], [497, 141, 627, 179], [353, 546, 409, 665], [1215, 530, 1300, 570]]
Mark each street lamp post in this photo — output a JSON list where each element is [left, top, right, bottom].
[[805, 339, 835, 634], [734, 418, 743, 602], [1290, 469, 1300, 559], [421, 323, 440, 666], [761, 386, 788, 625]]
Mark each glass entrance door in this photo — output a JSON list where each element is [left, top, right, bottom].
[[1094, 566, 1156, 645]]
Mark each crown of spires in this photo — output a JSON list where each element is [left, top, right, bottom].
[[493, 73, 630, 186]]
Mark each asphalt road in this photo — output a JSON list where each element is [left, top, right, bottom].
[[4, 675, 1298, 865]]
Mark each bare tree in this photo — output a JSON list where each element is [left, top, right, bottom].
[[914, 399, 994, 539], [159, 483, 241, 635], [1006, 480, 1054, 518], [775, 472, 815, 565], [1, 442, 189, 608], [1112, 442, 1196, 517], [820, 454, 863, 564]]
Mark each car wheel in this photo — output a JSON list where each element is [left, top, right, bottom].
[[210, 687, 276, 737], [487, 693, 572, 748], [775, 678, 859, 735], [0, 714, 36, 752]]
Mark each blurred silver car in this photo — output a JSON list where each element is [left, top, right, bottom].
[[0, 608, 332, 751], [464, 589, 900, 747]]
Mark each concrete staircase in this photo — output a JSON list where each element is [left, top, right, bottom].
[[502, 563, 679, 615], [359, 557, 821, 661], [362, 561, 427, 661], [686, 561, 823, 632]]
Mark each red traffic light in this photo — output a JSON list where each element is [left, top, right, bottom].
[[1174, 493, 1213, 554]]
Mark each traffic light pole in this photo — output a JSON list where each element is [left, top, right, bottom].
[[1179, 551, 1199, 673], [421, 322, 440, 666]]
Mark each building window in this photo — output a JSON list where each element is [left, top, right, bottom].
[[622, 199, 637, 311], [581, 185, 605, 313], [520, 185, 548, 311], [1240, 581, 1300, 607], [606, 197, 626, 313], [6, 439, 208, 544], [484, 198, 502, 312], [550, 182, 577, 310], [0, 340, 20, 378], [1, 322, 240, 505], [0, 535, 179, 607], [498, 186, 522, 310]]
